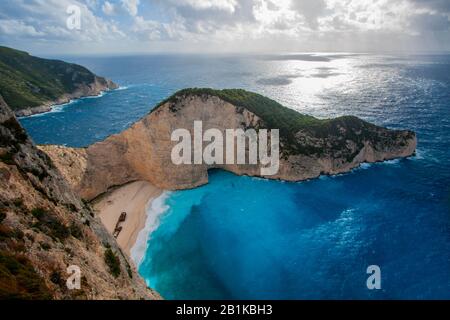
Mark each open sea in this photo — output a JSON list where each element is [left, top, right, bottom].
[[20, 53, 450, 299]]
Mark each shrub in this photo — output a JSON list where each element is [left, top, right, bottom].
[[66, 203, 77, 213], [31, 207, 46, 220], [25, 233, 34, 242], [104, 248, 121, 278], [39, 242, 51, 251], [50, 222, 70, 241], [12, 198, 23, 207], [0, 250, 53, 299], [0, 224, 13, 239], [119, 248, 133, 279], [50, 271, 63, 286], [31, 207, 70, 242], [13, 229, 24, 240], [0, 151, 15, 165], [8, 241, 25, 253], [69, 223, 83, 239], [2, 118, 28, 142], [0, 210, 6, 223]]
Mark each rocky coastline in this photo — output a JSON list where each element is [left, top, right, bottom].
[[14, 77, 118, 117], [41, 89, 417, 201]]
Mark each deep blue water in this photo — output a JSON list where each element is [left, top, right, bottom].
[[20, 53, 450, 299]]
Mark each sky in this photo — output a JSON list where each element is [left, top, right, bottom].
[[0, 0, 449, 55]]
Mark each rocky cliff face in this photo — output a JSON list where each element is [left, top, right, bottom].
[[14, 76, 118, 117], [41, 90, 417, 201], [0, 95, 159, 299]]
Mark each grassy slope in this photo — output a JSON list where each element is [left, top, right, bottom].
[[0, 249, 52, 300], [157, 88, 387, 156], [0, 46, 96, 110]]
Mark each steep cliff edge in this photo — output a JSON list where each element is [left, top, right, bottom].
[[41, 88, 417, 201], [0, 46, 118, 117], [0, 95, 159, 299]]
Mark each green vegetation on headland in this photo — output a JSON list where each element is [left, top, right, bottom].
[[157, 88, 414, 156], [0, 46, 104, 111], [158, 87, 320, 130]]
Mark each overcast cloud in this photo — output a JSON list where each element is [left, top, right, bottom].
[[0, 0, 449, 54]]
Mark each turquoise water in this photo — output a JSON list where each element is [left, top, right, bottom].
[[20, 54, 450, 299], [139, 163, 450, 299]]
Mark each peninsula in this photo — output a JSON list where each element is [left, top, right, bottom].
[[42, 88, 417, 199], [0, 46, 117, 117], [39, 89, 416, 259]]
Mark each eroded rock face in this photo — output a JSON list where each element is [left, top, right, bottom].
[[0, 95, 159, 300], [42, 93, 417, 201], [14, 77, 118, 117]]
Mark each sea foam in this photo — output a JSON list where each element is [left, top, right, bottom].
[[130, 192, 171, 267], [18, 91, 108, 119], [18, 100, 76, 119]]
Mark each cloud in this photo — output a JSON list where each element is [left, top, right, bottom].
[[0, 0, 449, 53], [122, 0, 140, 16], [131, 16, 183, 40], [0, 19, 45, 37], [157, 0, 256, 34], [291, 0, 328, 29], [0, 0, 125, 44], [102, 1, 116, 15], [166, 0, 239, 13], [266, 1, 279, 11]]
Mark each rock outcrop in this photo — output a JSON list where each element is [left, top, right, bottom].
[[41, 89, 417, 201], [0, 95, 159, 299], [14, 77, 118, 117]]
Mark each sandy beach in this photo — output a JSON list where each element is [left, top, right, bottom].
[[93, 181, 162, 257]]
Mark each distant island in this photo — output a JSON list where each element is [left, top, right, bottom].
[[0, 46, 117, 117]]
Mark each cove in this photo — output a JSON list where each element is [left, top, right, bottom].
[[138, 163, 450, 300]]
